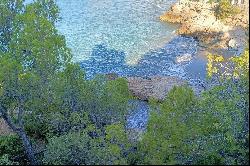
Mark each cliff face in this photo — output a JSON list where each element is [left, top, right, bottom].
[[160, 0, 249, 51]]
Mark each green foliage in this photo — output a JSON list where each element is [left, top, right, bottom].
[[0, 134, 24, 164], [86, 76, 131, 127], [43, 123, 131, 165], [24, 0, 59, 24], [0, 0, 24, 52], [215, 0, 241, 20], [9, 5, 71, 77], [138, 82, 249, 165], [0, 154, 19, 165], [1, 0, 248, 165], [0, 0, 59, 53], [196, 79, 249, 165], [22, 64, 131, 138], [43, 130, 99, 165], [105, 123, 131, 165], [137, 48, 249, 165], [138, 86, 198, 165]]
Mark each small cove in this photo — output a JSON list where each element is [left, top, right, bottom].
[[55, 0, 208, 129]]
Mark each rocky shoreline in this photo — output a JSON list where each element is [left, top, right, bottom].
[[160, 0, 249, 53], [123, 0, 249, 103], [119, 0, 249, 129]]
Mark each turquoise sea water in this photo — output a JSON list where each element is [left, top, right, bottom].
[[56, 0, 178, 64], [55, 0, 208, 81]]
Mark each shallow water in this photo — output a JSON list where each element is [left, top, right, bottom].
[[56, 0, 178, 63]]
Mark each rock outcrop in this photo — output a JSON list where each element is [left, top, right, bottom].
[[127, 76, 187, 101], [160, 0, 249, 51]]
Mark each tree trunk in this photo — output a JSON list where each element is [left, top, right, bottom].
[[0, 105, 38, 165], [17, 129, 38, 165]]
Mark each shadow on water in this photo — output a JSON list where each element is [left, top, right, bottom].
[[80, 36, 199, 80], [80, 36, 199, 129]]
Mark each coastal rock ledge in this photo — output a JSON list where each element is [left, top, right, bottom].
[[160, 0, 249, 51], [127, 76, 187, 101]]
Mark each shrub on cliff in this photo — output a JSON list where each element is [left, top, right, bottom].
[[23, 64, 131, 138], [43, 123, 131, 165], [137, 49, 249, 165], [0, 134, 24, 164], [214, 0, 241, 20], [137, 86, 198, 164], [137, 83, 248, 164]]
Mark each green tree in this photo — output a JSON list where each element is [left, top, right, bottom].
[[137, 86, 198, 165], [0, 56, 39, 164], [104, 123, 132, 165], [43, 123, 131, 165], [0, 0, 71, 164], [43, 129, 103, 165], [86, 76, 131, 127], [137, 49, 249, 165], [0, 0, 59, 53], [0, 0, 24, 52], [0, 134, 24, 164]]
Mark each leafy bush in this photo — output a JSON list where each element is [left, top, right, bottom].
[[105, 123, 132, 165], [86, 76, 131, 127], [137, 86, 198, 165], [22, 64, 131, 138], [215, 0, 241, 20], [43, 123, 131, 165], [43, 130, 97, 165], [0, 154, 19, 165], [0, 134, 24, 164], [137, 47, 249, 165], [137, 82, 248, 165], [196, 81, 248, 165]]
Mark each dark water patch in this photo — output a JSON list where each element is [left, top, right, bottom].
[[80, 36, 199, 80]]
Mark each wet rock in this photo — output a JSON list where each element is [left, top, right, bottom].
[[127, 76, 187, 101], [175, 53, 192, 63]]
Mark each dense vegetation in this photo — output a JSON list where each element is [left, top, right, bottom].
[[0, 0, 249, 165], [208, 0, 241, 19]]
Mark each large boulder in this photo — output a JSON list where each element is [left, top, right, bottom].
[[127, 76, 187, 101]]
